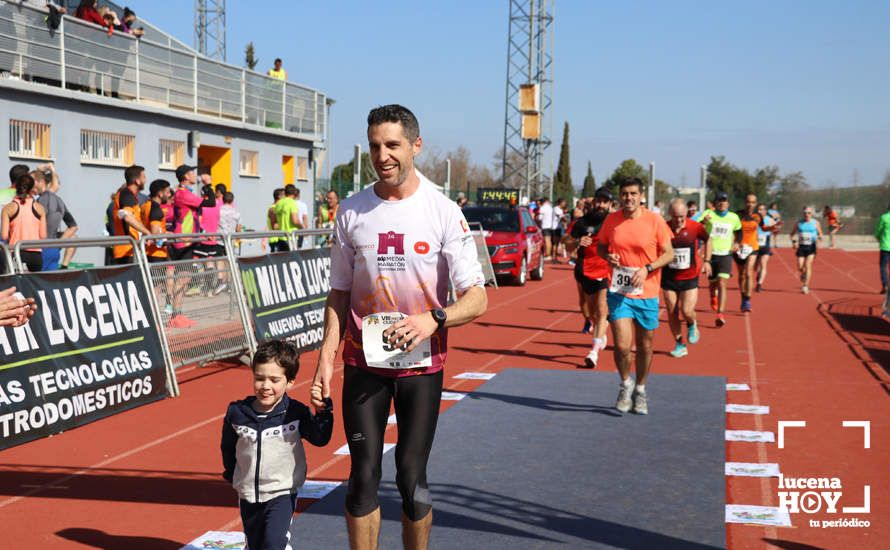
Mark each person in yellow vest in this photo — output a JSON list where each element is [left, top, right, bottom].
[[268, 58, 287, 81]]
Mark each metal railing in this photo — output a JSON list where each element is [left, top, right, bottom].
[[0, 242, 12, 275], [0, 2, 326, 141], [138, 233, 253, 374]]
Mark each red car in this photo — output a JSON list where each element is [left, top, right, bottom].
[[463, 205, 544, 285]]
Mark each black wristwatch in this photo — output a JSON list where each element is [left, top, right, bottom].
[[430, 308, 447, 331], [645, 263, 654, 273]]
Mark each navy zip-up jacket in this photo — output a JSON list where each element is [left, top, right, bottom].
[[221, 394, 333, 503]]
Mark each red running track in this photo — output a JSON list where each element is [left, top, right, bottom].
[[0, 247, 887, 549]]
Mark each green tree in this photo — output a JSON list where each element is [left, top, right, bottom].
[[330, 152, 377, 194], [581, 161, 597, 197], [705, 156, 777, 204], [773, 170, 809, 212], [603, 158, 648, 192], [553, 122, 574, 203], [245, 42, 259, 71]]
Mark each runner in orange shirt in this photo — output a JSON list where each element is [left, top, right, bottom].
[[597, 177, 674, 415], [734, 193, 768, 312], [823, 205, 843, 249]]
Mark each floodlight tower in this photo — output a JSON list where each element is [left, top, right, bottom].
[[502, 0, 554, 200], [195, 0, 227, 61]]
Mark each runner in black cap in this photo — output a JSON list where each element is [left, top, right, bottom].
[[567, 187, 614, 367]]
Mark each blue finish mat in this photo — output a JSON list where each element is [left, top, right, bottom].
[[290, 369, 726, 549]]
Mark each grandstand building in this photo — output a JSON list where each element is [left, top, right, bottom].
[[0, 1, 330, 265]]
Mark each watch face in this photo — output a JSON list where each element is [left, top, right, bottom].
[[433, 309, 446, 322]]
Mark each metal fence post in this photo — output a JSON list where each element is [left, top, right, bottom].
[[135, 38, 140, 101], [135, 238, 180, 397], [193, 54, 198, 113], [241, 69, 246, 123], [59, 16, 66, 89], [224, 233, 258, 355]]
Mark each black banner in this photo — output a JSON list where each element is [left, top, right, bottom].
[[477, 188, 520, 206], [238, 249, 331, 353], [0, 266, 168, 450]]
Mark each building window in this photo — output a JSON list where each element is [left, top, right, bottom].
[[9, 120, 51, 159], [297, 156, 309, 181], [239, 150, 259, 177], [159, 139, 185, 170], [80, 130, 135, 167]]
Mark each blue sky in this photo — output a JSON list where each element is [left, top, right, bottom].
[[133, 0, 890, 188]]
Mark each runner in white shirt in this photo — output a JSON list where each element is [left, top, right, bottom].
[[552, 199, 566, 262], [311, 104, 487, 550], [538, 199, 555, 260]]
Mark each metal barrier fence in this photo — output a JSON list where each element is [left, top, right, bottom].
[[0, 3, 326, 140], [10, 236, 179, 395], [138, 233, 253, 376], [0, 242, 11, 275]]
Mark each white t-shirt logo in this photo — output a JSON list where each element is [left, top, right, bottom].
[[377, 231, 405, 255]]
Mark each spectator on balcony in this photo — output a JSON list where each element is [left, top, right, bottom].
[[117, 7, 144, 37], [75, 0, 104, 27], [268, 58, 287, 81]]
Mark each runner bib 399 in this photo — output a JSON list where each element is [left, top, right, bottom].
[[610, 266, 643, 296]]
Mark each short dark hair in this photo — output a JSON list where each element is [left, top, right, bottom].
[[9, 164, 29, 185], [223, 191, 234, 204], [124, 164, 145, 185], [149, 179, 170, 198], [215, 183, 227, 196], [273, 188, 285, 201], [686, 200, 697, 208], [326, 189, 339, 198], [367, 104, 420, 141], [274, 58, 282, 64], [284, 184, 297, 197], [252, 340, 299, 380], [619, 177, 644, 193]]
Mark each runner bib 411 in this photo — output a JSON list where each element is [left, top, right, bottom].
[[362, 312, 433, 369], [669, 247, 691, 270], [610, 266, 643, 296]]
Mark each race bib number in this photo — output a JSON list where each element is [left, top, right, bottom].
[[757, 232, 768, 246], [737, 244, 754, 260], [669, 247, 691, 270], [610, 266, 643, 296], [800, 233, 814, 246], [362, 313, 432, 369], [711, 223, 732, 239]]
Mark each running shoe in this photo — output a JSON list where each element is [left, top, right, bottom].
[[880, 286, 887, 295], [168, 314, 197, 328], [583, 348, 598, 369], [616, 379, 635, 412], [163, 303, 174, 316], [711, 295, 719, 312], [741, 298, 751, 313], [716, 314, 726, 327], [568, 259, 576, 266], [688, 323, 700, 345], [582, 319, 592, 334], [670, 342, 688, 358], [802, 285, 809, 294], [755, 283, 762, 293], [632, 389, 648, 415], [186, 286, 201, 297], [213, 282, 228, 295]]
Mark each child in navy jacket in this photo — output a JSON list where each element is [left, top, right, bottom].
[[221, 340, 333, 549]]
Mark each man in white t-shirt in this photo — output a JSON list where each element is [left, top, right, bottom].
[[295, 187, 310, 248], [538, 198, 555, 260], [552, 198, 566, 262], [311, 104, 487, 550]]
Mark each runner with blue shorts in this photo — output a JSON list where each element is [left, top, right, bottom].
[[597, 178, 674, 415]]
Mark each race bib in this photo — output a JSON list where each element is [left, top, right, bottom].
[[610, 266, 643, 296], [362, 312, 432, 369], [669, 247, 691, 270], [757, 232, 768, 246], [737, 244, 754, 260], [711, 223, 732, 239], [800, 233, 814, 246]]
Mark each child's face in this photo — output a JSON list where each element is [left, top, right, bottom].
[[252, 361, 294, 412]]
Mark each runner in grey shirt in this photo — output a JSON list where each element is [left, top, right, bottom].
[[32, 165, 77, 270]]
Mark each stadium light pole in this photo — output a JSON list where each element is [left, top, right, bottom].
[[700, 164, 707, 209], [353, 144, 361, 195], [648, 162, 655, 208]]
